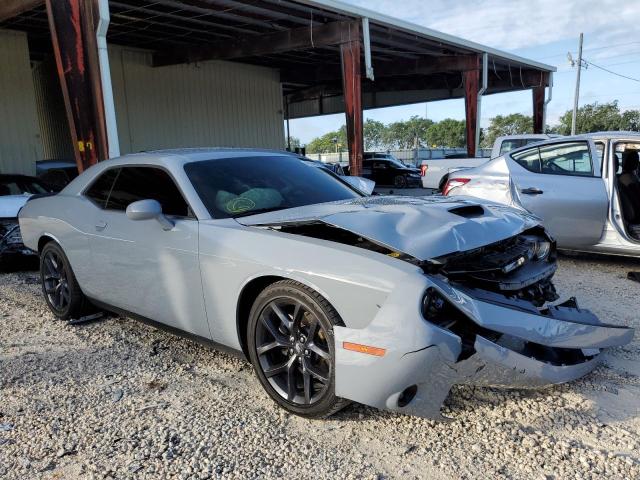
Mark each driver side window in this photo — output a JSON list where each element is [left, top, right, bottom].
[[512, 142, 593, 177], [85, 167, 192, 217], [107, 167, 192, 217], [373, 161, 388, 170]]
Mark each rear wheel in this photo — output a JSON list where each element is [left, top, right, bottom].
[[40, 242, 90, 320], [438, 174, 449, 192], [247, 280, 348, 418]]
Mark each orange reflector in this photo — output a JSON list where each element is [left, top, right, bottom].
[[342, 342, 386, 357]]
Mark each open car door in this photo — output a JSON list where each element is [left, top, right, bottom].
[[508, 140, 608, 247]]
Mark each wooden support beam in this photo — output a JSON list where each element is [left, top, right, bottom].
[[340, 21, 363, 177], [153, 20, 359, 67], [532, 75, 547, 133], [46, 0, 109, 172], [463, 56, 480, 158], [0, 0, 43, 22], [282, 54, 478, 85]]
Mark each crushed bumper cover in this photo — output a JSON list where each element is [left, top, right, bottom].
[[0, 222, 36, 259], [334, 274, 634, 420]]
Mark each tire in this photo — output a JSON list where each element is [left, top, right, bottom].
[[438, 174, 449, 192], [394, 175, 408, 188], [40, 241, 91, 320], [247, 279, 349, 418]]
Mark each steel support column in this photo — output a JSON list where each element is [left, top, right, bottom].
[[532, 82, 546, 134], [46, 0, 108, 172], [340, 22, 363, 177], [463, 57, 480, 158]]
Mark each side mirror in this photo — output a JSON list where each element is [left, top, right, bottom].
[[343, 176, 375, 195], [126, 199, 174, 231]]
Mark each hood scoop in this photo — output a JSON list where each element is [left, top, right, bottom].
[[448, 205, 485, 218]]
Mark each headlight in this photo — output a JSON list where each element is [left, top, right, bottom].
[[533, 240, 551, 260], [522, 235, 551, 261], [422, 288, 446, 321]]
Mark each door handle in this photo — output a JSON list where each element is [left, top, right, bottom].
[[521, 187, 543, 195], [95, 221, 107, 231]]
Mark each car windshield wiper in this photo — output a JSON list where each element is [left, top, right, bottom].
[[232, 206, 289, 218]]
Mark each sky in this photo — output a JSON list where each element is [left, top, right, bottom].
[[289, 0, 640, 144]]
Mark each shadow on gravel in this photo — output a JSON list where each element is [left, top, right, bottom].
[[0, 256, 39, 273], [558, 250, 640, 268]]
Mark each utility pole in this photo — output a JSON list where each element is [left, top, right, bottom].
[[571, 33, 583, 135]]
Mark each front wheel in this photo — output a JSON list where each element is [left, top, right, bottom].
[[247, 280, 349, 418]]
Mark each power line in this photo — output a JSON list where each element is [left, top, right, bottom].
[[535, 41, 640, 60], [583, 59, 640, 83], [555, 58, 640, 74]]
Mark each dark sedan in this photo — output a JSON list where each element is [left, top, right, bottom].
[[360, 155, 422, 188]]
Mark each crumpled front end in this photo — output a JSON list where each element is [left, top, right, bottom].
[[0, 218, 36, 260], [334, 229, 634, 420]]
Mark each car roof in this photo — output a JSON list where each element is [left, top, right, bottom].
[[572, 131, 640, 140], [97, 148, 294, 166], [60, 148, 307, 196], [494, 134, 560, 142], [0, 173, 42, 182], [36, 160, 77, 170]]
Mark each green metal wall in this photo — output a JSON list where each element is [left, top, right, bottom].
[[0, 30, 285, 175], [0, 30, 42, 175], [109, 45, 285, 154]]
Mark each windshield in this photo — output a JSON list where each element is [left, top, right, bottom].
[[388, 156, 406, 168], [184, 155, 362, 219], [0, 177, 50, 196]]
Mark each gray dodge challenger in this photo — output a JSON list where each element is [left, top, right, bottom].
[[18, 149, 634, 420]]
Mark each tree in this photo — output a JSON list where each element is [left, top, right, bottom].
[[621, 109, 640, 131], [482, 113, 533, 148], [285, 136, 302, 149], [306, 126, 347, 153], [382, 116, 433, 149], [426, 118, 466, 147], [363, 119, 386, 151], [555, 101, 628, 135]]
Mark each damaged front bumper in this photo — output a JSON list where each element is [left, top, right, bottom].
[[334, 274, 634, 420], [0, 219, 36, 260]]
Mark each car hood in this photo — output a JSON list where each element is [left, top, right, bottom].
[[0, 194, 30, 218], [236, 195, 541, 261]]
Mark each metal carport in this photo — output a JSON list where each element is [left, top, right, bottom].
[[0, 0, 555, 176]]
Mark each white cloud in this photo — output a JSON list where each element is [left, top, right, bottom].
[[345, 0, 640, 51]]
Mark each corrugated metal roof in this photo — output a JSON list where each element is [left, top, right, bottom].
[[0, 0, 555, 120], [298, 0, 555, 72]]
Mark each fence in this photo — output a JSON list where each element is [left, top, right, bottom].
[[305, 147, 492, 166]]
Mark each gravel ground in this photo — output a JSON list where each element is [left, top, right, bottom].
[[1, 254, 639, 479]]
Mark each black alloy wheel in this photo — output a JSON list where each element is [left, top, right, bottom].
[[248, 280, 348, 418], [39, 241, 91, 320], [256, 298, 330, 404], [42, 248, 70, 312]]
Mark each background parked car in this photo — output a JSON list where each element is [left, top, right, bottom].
[[297, 156, 374, 194], [36, 159, 79, 191], [425, 134, 559, 190], [347, 152, 422, 188], [0, 174, 53, 266], [445, 132, 640, 257]]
